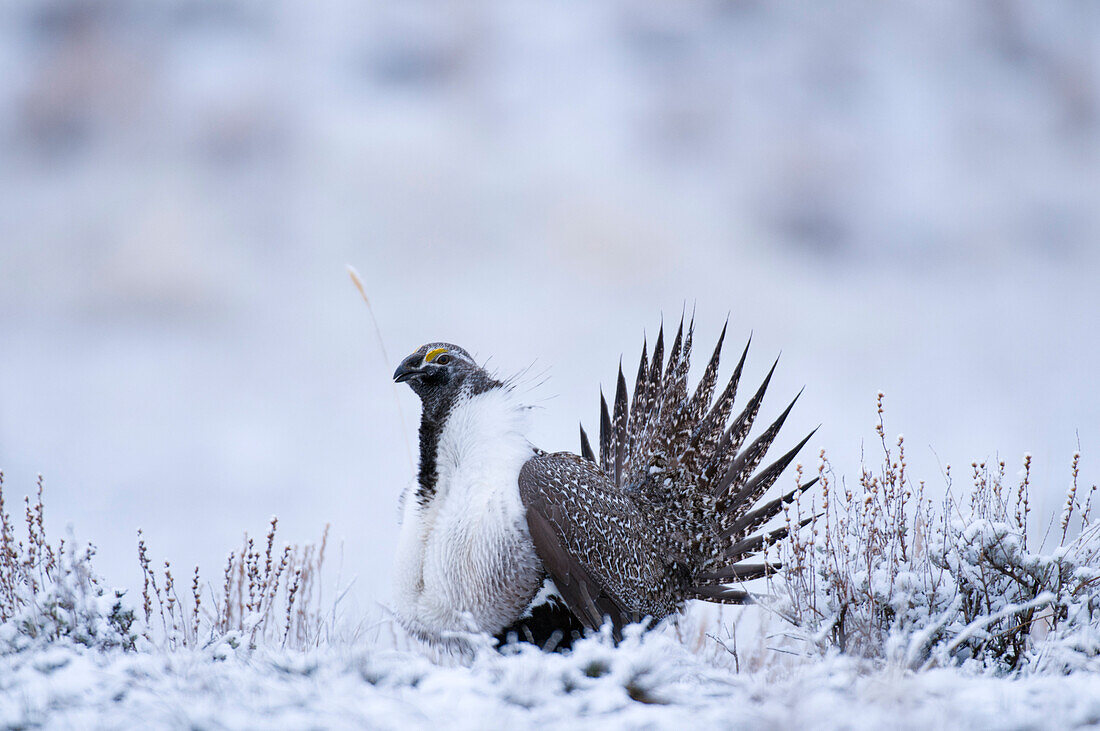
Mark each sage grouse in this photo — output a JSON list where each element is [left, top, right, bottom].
[[391, 318, 815, 651]]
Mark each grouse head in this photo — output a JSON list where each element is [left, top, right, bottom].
[[393, 343, 482, 400]]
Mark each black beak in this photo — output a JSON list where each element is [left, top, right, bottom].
[[393, 354, 424, 383]]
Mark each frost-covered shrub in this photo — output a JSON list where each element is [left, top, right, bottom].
[[0, 473, 137, 653], [774, 395, 1100, 674], [137, 517, 335, 651], [1, 470, 335, 655], [909, 517, 1100, 673]]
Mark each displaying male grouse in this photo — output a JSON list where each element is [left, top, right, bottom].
[[390, 318, 815, 651]]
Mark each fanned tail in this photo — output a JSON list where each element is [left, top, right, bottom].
[[580, 317, 816, 607]]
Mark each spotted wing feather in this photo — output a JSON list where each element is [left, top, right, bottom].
[[518, 453, 669, 633], [559, 317, 817, 621]]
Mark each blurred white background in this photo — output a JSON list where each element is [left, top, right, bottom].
[[1, 0, 1097, 611]]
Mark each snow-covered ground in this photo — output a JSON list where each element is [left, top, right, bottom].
[[5, 631, 1100, 730], [1, 0, 1097, 609]]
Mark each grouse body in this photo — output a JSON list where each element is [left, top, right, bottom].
[[390, 321, 815, 651]]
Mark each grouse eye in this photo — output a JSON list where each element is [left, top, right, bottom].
[[435, 354, 452, 365]]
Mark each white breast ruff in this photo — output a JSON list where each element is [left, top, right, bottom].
[[392, 387, 543, 645]]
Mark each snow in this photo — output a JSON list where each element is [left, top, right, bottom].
[[3, 631, 1100, 729], [6, 529, 1096, 728]]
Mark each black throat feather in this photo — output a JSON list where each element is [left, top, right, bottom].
[[415, 390, 455, 507], [414, 370, 505, 507]]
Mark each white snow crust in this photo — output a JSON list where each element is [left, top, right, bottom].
[[4, 630, 1100, 730]]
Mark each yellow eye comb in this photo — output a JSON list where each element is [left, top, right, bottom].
[[425, 347, 448, 363]]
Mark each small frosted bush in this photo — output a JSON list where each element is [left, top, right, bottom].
[[137, 518, 334, 651], [0, 471, 335, 655], [0, 473, 137, 653], [774, 394, 1100, 674]]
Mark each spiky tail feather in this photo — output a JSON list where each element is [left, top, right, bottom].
[[580, 316, 816, 607]]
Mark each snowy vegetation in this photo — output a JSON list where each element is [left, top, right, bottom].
[[2, 398, 1099, 727], [774, 394, 1100, 676]]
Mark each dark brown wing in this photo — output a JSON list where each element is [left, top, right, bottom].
[[524, 505, 630, 634], [518, 452, 666, 635]]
